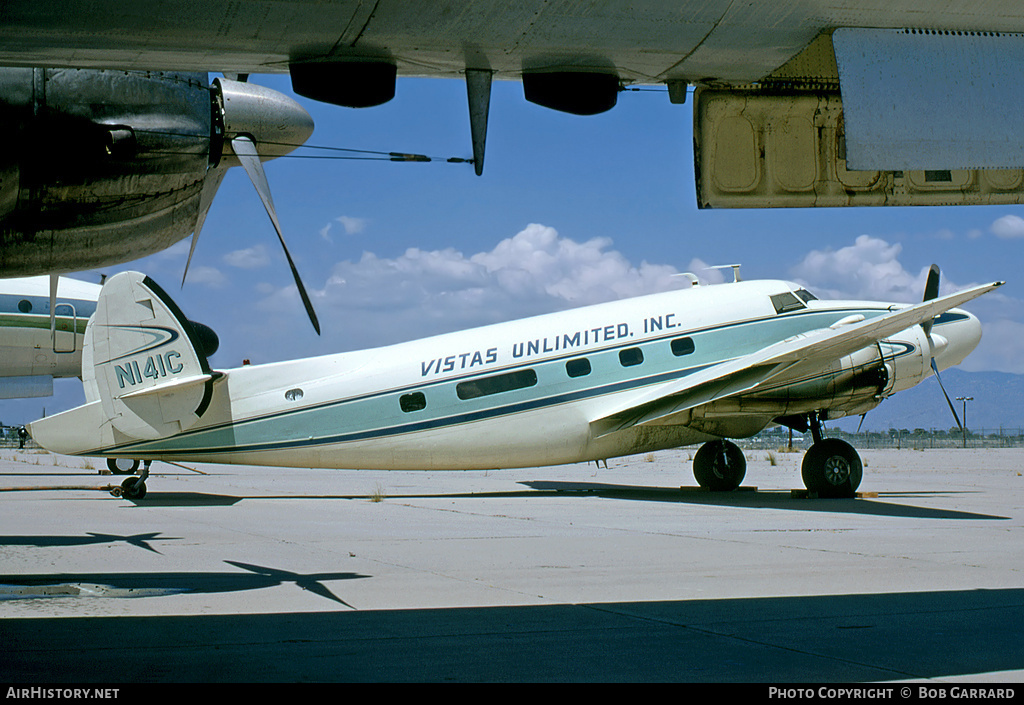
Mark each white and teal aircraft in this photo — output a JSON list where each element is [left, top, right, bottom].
[[0, 276, 101, 399], [28, 268, 1002, 500]]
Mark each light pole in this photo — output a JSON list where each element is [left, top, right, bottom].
[[956, 396, 973, 448]]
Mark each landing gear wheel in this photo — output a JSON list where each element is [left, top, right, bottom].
[[107, 458, 140, 475], [120, 477, 147, 500], [693, 440, 746, 491], [801, 439, 863, 498]]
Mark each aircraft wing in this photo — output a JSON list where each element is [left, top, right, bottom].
[[7, 3, 1024, 206], [591, 281, 1003, 436], [0, 2, 840, 80]]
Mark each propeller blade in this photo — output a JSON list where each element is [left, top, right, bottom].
[[183, 167, 228, 286], [48, 273, 58, 344], [930, 358, 963, 430], [231, 134, 321, 335], [923, 264, 941, 301], [922, 264, 941, 335]]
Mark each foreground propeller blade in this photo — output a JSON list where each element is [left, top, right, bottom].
[[183, 167, 228, 286], [231, 134, 321, 335], [48, 273, 58, 344]]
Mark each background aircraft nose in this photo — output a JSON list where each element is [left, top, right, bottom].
[[932, 308, 982, 371]]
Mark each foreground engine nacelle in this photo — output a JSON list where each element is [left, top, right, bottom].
[[0, 68, 312, 276], [0, 69, 211, 274], [697, 343, 893, 428]]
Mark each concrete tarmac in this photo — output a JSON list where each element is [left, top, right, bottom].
[[1, 446, 1023, 683]]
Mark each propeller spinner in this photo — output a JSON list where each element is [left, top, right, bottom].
[[185, 77, 320, 334]]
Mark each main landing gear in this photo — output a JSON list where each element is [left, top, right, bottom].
[[798, 413, 862, 498], [108, 459, 151, 500], [691, 413, 863, 498], [692, 439, 747, 491]]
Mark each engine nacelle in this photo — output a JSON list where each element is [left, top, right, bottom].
[[701, 343, 893, 423], [0, 68, 211, 275], [0, 68, 312, 277]]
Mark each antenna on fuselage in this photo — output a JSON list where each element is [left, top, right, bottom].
[[708, 264, 742, 282], [674, 272, 701, 286]]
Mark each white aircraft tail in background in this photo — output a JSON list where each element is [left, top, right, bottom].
[[29, 269, 1002, 500]]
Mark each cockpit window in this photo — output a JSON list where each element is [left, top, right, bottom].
[[770, 292, 806, 314], [794, 288, 818, 303]]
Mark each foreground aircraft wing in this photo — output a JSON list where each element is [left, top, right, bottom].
[[7, 3, 1024, 206], [591, 281, 1003, 436]]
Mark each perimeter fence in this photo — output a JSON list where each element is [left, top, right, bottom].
[[739, 427, 1024, 450]]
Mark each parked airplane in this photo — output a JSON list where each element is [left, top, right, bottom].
[[0, 275, 100, 399], [27, 267, 1002, 500]]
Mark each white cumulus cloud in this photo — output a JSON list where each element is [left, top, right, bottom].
[[790, 235, 951, 302], [254, 223, 690, 352], [223, 244, 271, 270], [990, 214, 1024, 239]]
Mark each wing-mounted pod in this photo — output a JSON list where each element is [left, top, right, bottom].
[[84, 271, 220, 440]]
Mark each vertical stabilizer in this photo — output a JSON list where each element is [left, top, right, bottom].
[[83, 271, 218, 440]]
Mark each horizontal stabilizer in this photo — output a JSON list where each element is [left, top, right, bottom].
[[84, 272, 219, 440]]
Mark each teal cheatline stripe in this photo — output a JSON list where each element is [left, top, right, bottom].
[[0, 313, 88, 334], [98, 305, 901, 459], [101, 362, 721, 457], [0, 294, 97, 318]]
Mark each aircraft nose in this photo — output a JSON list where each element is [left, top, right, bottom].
[[932, 308, 982, 371], [214, 77, 314, 163]]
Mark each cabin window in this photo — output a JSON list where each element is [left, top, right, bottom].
[[284, 388, 304, 401], [457, 369, 537, 400], [770, 292, 805, 314], [618, 347, 644, 367], [670, 337, 695, 356], [565, 358, 591, 378], [18, 300, 32, 313], [400, 392, 427, 412]]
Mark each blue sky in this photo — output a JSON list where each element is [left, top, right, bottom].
[[4, 73, 1023, 422]]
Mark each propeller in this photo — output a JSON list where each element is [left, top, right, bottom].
[[184, 77, 320, 334], [920, 264, 963, 429]]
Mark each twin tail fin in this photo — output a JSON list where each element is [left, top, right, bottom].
[[83, 271, 219, 440]]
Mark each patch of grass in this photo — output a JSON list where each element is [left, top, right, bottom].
[[369, 483, 386, 503]]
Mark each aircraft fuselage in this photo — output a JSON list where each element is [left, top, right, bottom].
[[31, 278, 982, 470]]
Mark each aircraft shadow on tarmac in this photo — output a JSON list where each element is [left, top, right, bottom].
[[519, 481, 1010, 521], [3, 587, 1023, 682], [0, 531, 180, 553], [94, 481, 1010, 521], [0, 560, 364, 606]]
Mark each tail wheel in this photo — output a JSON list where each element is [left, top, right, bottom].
[[693, 440, 746, 491], [120, 477, 147, 500], [801, 439, 863, 498], [107, 458, 140, 475]]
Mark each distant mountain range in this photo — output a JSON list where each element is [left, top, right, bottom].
[[831, 369, 1024, 434]]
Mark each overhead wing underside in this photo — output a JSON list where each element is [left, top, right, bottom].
[[6, 3, 1024, 206], [590, 281, 1003, 438]]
